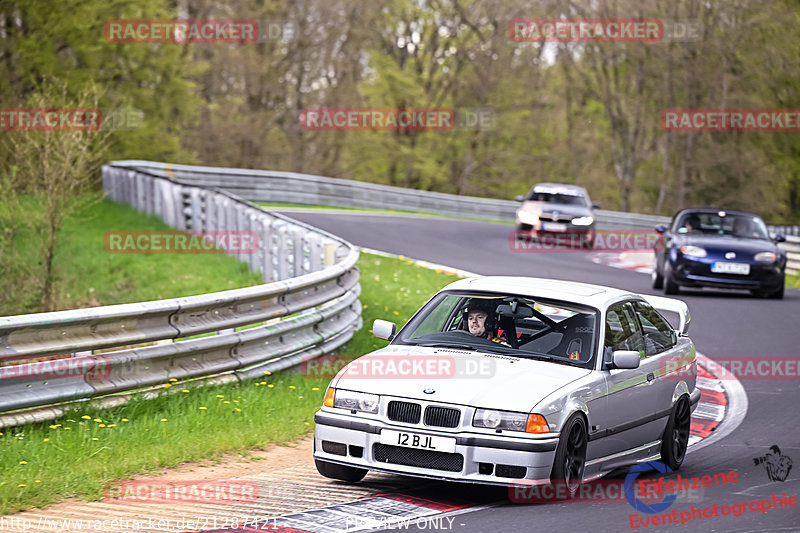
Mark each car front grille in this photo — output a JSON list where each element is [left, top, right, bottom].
[[373, 443, 463, 472], [387, 401, 421, 424], [424, 406, 460, 428]]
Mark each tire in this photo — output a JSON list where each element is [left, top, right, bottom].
[[315, 459, 368, 482], [770, 277, 785, 299], [751, 278, 785, 300], [663, 262, 679, 295], [651, 258, 663, 289], [550, 414, 587, 496], [660, 396, 691, 471]]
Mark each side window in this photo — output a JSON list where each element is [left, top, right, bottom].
[[604, 303, 645, 356], [633, 302, 677, 356]]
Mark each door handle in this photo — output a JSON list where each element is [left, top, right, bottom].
[[647, 372, 655, 382]]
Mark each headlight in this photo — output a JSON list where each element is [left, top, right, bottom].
[[517, 211, 539, 225], [473, 409, 548, 433], [571, 216, 594, 226], [680, 245, 707, 257], [330, 389, 379, 414], [754, 252, 777, 262]]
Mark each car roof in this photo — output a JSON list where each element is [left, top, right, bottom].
[[439, 276, 637, 310], [531, 183, 588, 196]]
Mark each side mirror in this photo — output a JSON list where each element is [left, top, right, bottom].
[[591, 201, 601, 209], [655, 225, 667, 234], [373, 319, 396, 341], [611, 350, 641, 369], [775, 234, 786, 243], [515, 195, 525, 202]]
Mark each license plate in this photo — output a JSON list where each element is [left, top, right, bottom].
[[380, 430, 456, 453], [542, 222, 567, 232], [711, 262, 750, 275]]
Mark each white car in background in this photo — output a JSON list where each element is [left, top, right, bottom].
[[515, 183, 599, 248], [314, 277, 699, 493]]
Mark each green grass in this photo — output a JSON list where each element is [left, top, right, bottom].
[[3, 197, 264, 314], [0, 252, 460, 514], [787, 272, 800, 289], [258, 202, 514, 225]]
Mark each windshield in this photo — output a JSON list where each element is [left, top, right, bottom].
[[395, 291, 599, 367], [527, 191, 587, 206], [676, 212, 770, 240]]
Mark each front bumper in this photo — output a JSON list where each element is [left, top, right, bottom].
[[670, 257, 784, 290], [314, 410, 559, 486]]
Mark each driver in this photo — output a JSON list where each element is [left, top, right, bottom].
[[463, 301, 509, 345]]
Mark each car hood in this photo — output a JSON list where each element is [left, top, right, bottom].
[[518, 201, 592, 219], [331, 346, 592, 412], [678, 234, 780, 256]]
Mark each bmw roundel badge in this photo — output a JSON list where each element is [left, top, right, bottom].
[[423, 388, 435, 394]]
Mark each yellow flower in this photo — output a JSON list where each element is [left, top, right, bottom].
[[93, 418, 102, 423], [267, 384, 274, 388], [199, 407, 208, 410], [181, 389, 190, 393], [160, 419, 168, 422], [92, 438, 99, 441], [34, 480, 41, 483], [363, 304, 368, 309], [223, 401, 231, 404], [108, 424, 116, 428], [121, 419, 129, 422], [216, 395, 224, 398], [393, 311, 399, 315], [304, 422, 310, 426], [233, 400, 239, 403], [264, 371, 272, 375], [163, 384, 171, 388], [234, 408, 241, 412], [168, 378, 178, 382], [64, 427, 71, 430], [18, 484, 25, 488], [19, 461, 27, 465], [81, 415, 91, 420], [43, 438, 50, 442], [49, 425, 58, 429], [259, 381, 266, 385], [312, 387, 319, 391], [289, 385, 296, 389]]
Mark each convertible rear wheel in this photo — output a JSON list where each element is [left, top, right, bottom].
[[315, 459, 368, 482], [550, 414, 587, 496], [660, 396, 691, 471]]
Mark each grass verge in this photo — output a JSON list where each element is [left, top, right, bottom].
[[0, 252, 460, 514], [786, 272, 800, 289], [2, 197, 264, 315]]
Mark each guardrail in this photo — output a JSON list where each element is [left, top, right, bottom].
[[0, 164, 362, 427], [782, 235, 800, 276]]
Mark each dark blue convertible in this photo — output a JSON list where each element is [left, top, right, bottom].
[[652, 209, 786, 299]]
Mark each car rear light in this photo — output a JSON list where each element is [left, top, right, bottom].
[[525, 414, 549, 433]]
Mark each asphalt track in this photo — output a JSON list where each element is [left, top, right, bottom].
[[279, 211, 800, 533]]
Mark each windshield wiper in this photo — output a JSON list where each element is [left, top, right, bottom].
[[416, 342, 478, 351]]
